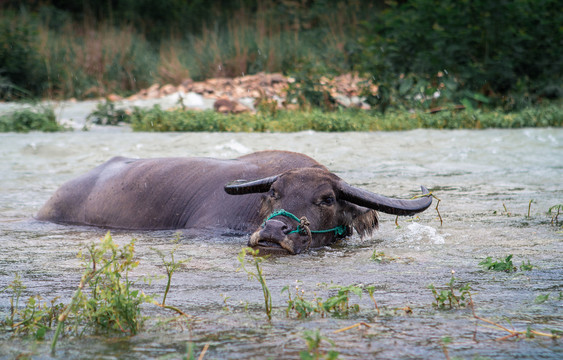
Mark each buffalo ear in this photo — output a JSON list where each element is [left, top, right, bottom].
[[224, 175, 279, 195], [339, 201, 379, 239]]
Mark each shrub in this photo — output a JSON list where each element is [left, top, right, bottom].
[[0, 107, 67, 132]]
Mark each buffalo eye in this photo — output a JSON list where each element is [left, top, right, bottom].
[[318, 196, 335, 206]]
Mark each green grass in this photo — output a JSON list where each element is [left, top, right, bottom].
[[130, 101, 563, 132], [1, 100, 560, 133]]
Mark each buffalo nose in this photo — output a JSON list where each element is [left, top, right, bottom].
[[262, 219, 290, 238]]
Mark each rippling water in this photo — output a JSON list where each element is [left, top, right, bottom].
[[1, 128, 562, 359]]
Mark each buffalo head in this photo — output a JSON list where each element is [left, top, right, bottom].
[[225, 168, 432, 254]]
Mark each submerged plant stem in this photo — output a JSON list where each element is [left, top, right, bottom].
[[333, 322, 371, 333]]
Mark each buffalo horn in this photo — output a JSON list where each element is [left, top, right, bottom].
[[224, 175, 279, 195], [338, 184, 432, 216]]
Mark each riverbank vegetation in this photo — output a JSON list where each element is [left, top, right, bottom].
[[1, 1, 561, 115], [128, 101, 563, 132]]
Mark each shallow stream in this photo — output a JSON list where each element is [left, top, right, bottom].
[[1, 128, 562, 359]]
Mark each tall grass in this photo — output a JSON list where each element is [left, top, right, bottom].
[[37, 21, 157, 98], [3, 1, 361, 99]]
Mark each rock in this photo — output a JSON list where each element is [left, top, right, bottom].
[[213, 98, 249, 114], [107, 94, 123, 102], [160, 84, 177, 95]]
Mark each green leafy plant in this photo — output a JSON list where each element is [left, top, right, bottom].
[[520, 260, 534, 272], [283, 282, 379, 319], [51, 232, 150, 353], [428, 273, 471, 309], [151, 234, 189, 306], [237, 247, 272, 321], [534, 293, 550, 304], [0, 107, 67, 132], [479, 255, 517, 273], [1, 274, 63, 340], [300, 330, 339, 360], [322, 284, 363, 316], [370, 249, 397, 263], [282, 281, 323, 319]]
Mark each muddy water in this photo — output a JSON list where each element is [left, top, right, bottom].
[[0, 128, 562, 359]]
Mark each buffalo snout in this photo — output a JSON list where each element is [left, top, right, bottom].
[[248, 219, 301, 254]]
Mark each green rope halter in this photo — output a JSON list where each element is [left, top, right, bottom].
[[264, 209, 347, 237]]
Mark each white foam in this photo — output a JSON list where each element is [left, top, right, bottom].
[[396, 222, 446, 245]]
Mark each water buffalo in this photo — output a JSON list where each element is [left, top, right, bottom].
[[37, 150, 432, 254]]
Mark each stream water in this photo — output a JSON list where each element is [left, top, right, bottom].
[[0, 127, 562, 359]]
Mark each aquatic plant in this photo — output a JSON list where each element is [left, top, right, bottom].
[[237, 247, 272, 321], [282, 281, 323, 319], [1, 273, 63, 340], [51, 232, 150, 353], [370, 250, 397, 263], [322, 284, 363, 316], [283, 282, 376, 319], [548, 204, 562, 226], [527, 199, 534, 218], [428, 272, 471, 310], [534, 293, 551, 304], [151, 234, 190, 306], [479, 255, 517, 273], [520, 260, 534, 272], [300, 330, 340, 360]]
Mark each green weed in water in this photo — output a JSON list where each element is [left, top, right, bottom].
[[1, 273, 64, 340], [534, 293, 550, 304], [520, 260, 534, 272], [322, 284, 363, 316], [283, 282, 375, 319], [73, 233, 149, 334], [479, 255, 517, 273], [479, 254, 535, 273], [51, 232, 150, 353], [370, 249, 397, 263], [300, 330, 339, 360], [152, 234, 190, 306], [548, 204, 562, 226], [527, 199, 534, 218], [237, 247, 272, 321], [282, 281, 323, 319], [428, 273, 471, 310]]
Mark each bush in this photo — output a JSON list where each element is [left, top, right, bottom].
[[0, 107, 67, 132]]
